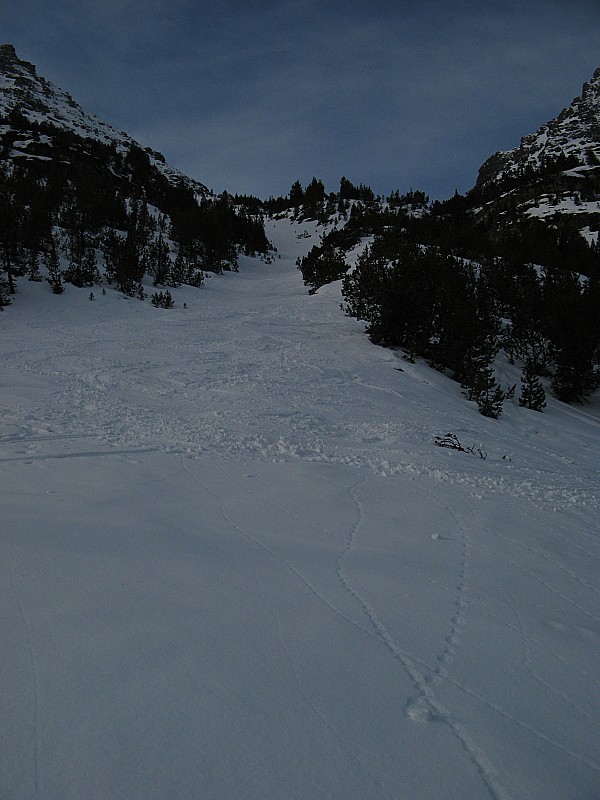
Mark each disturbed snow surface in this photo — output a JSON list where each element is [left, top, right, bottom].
[[1, 217, 600, 800]]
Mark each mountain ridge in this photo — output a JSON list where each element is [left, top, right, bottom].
[[0, 43, 208, 196], [477, 67, 600, 188], [2, 42, 599, 244], [0, 44, 269, 302], [470, 66, 600, 239]]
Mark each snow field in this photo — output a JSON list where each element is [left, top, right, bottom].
[[1, 215, 599, 799]]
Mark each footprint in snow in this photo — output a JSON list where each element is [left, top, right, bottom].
[[404, 697, 435, 723]]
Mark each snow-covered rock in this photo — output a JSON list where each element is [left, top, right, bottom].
[[0, 43, 208, 196], [472, 67, 600, 237], [477, 67, 600, 187]]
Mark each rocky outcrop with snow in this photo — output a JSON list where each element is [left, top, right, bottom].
[[477, 67, 600, 187], [0, 43, 208, 196], [472, 67, 600, 241]]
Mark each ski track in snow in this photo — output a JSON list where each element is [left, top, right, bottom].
[[3, 313, 597, 515], [188, 457, 512, 799], [499, 585, 594, 723], [1, 215, 599, 799], [335, 479, 514, 800], [493, 550, 600, 626], [178, 457, 396, 799], [178, 456, 379, 659], [493, 528, 600, 599]]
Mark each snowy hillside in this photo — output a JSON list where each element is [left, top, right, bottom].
[[0, 44, 269, 307], [1, 216, 599, 800]]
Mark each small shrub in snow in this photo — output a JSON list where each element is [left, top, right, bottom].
[[434, 433, 487, 459], [151, 289, 174, 309], [476, 382, 505, 419]]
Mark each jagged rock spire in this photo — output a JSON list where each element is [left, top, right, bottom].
[[0, 44, 208, 195], [0, 43, 36, 75], [477, 67, 600, 188]]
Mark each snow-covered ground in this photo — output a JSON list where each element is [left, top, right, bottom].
[[524, 194, 600, 220], [1, 216, 599, 800]]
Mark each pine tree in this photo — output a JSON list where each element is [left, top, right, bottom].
[[27, 250, 42, 282], [65, 237, 100, 288], [542, 264, 600, 402], [0, 272, 10, 308], [174, 245, 203, 287], [46, 239, 64, 294], [104, 226, 146, 296], [289, 181, 304, 209], [147, 234, 171, 286], [304, 177, 325, 209], [170, 245, 185, 286], [0, 170, 22, 294], [519, 362, 546, 411], [151, 289, 174, 308], [339, 176, 357, 199], [83, 247, 100, 286], [475, 370, 505, 418], [461, 355, 505, 418], [64, 230, 86, 287]]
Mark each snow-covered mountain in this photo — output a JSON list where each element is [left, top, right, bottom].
[[1, 45, 599, 799], [478, 67, 600, 184], [472, 67, 600, 239], [0, 43, 207, 195], [0, 45, 268, 299]]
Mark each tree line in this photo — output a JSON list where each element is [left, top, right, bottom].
[[0, 115, 269, 307], [295, 181, 600, 411]]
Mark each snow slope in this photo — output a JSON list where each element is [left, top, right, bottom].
[[1, 217, 599, 800]]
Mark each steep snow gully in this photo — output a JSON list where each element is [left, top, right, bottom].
[[1, 216, 599, 799]]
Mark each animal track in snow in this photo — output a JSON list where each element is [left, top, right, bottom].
[[334, 479, 513, 800]]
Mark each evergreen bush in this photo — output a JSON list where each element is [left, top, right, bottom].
[[519, 362, 547, 411]]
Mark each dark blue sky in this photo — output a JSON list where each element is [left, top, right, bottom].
[[2, 0, 599, 199]]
